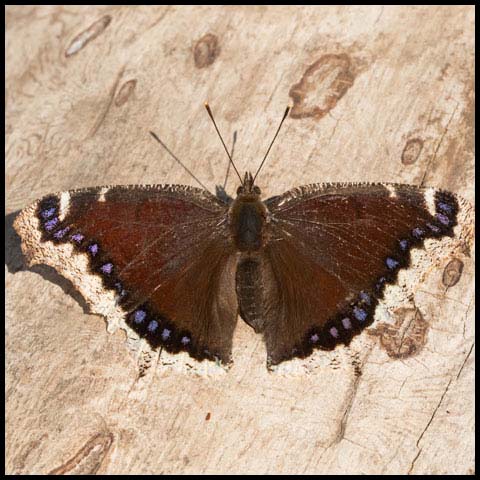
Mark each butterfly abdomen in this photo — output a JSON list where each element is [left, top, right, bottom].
[[236, 257, 266, 333]]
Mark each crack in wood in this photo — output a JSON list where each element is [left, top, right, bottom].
[[87, 65, 126, 139], [409, 375, 453, 473], [455, 341, 474, 381], [420, 102, 460, 187]]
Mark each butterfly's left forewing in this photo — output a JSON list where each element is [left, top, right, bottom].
[[261, 183, 463, 366], [14, 185, 238, 364]]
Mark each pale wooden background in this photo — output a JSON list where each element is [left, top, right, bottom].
[[5, 5, 474, 474]]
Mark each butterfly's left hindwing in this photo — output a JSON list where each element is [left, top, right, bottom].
[[259, 183, 461, 365], [14, 185, 238, 364]]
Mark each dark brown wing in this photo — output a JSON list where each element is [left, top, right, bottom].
[[14, 185, 238, 364], [260, 183, 460, 366]]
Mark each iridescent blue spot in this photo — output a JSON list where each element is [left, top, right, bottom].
[[114, 282, 126, 298], [44, 218, 58, 231], [134, 310, 146, 324], [427, 223, 440, 233], [148, 320, 159, 332], [359, 291, 371, 305], [181, 336, 191, 345], [375, 276, 386, 291], [71, 233, 84, 243], [161, 328, 171, 341], [386, 257, 399, 270], [353, 307, 368, 322], [41, 207, 56, 219], [329, 327, 339, 338], [100, 263, 113, 275], [436, 213, 450, 225], [310, 333, 319, 343], [399, 239, 409, 251], [342, 317, 352, 329], [412, 227, 424, 239], [88, 244, 99, 256], [438, 202, 453, 213], [53, 226, 70, 239]]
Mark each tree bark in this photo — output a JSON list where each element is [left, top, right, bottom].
[[6, 5, 474, 474]]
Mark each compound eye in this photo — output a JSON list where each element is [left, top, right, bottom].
[[237, 186, 244, 195], [253, 186, 261, 195]]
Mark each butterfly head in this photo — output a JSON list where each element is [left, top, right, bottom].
[[237, 172, 261, 198]]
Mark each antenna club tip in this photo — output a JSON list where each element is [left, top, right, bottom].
[[204, 102, 213, 115]]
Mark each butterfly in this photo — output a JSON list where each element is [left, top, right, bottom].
[[13, 104, 467, 368]]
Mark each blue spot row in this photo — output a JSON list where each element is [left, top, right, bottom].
[[38, 198, 195, 356], [39, 202, 60, 236], [375, 197, 454, 298], [310, 290, 373, 344], [130, 307, 192, 349], [39, 201, 137, 331], [434, 195, 457, 230], [40, 205, 89, 255]]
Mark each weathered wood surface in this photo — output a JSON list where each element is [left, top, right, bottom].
[[5, 5, 474, 475]]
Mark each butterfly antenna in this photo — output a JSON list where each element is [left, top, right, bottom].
[[204, 102, 244, 186], [149, 131, 211, 193], [252, 105, 290, 183]]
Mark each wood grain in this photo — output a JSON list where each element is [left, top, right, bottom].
[[6, 5, 474, 474]]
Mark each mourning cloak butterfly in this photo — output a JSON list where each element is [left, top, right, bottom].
[[13, 105, 472, 368]]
